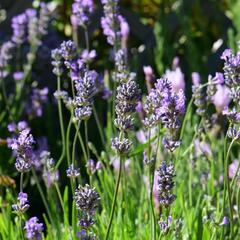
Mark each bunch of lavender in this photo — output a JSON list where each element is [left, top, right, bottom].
[[101, 0, 129, 47], [143, 78, 185, 152], [112, 49, 140, 154], [72, 0, 94, 28], [74, 184, 100, 239], [157, 162, 176, 207], [24, 217, 44, 240], [12, 192, 30, 215], [26, 87, 48, 118], [9, 129, 35, 172]]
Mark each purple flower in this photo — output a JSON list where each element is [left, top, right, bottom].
[[101, 0, 128, 46], [192, 72, 201, 86], [228, 160, 239, 179], [13, 71, 24, 81], [164, 67, 185, 92], [72, 0, 94, 27], [38, 2, 50, 36], [10, 129, 34, 172], [11, 12, 28, 44], [213, 72, 224, 84], [66, 164, 80, 178], [194, 139, 212, 157], [221, 49, 232, 61], [212, 84, 230, 113], [111, 137, 132, 155], [12, 192, 30, 214], [24, 217, 43, 240], [222, 107, 240, 123], [86, 159, 96, 175], [26, 87, 48, 118], [157, 162, 175, 207], [81, 49, 96, 63], [75, 184, 100, 215], [219, 216, 229, 226], [0, 41, 15, 77]]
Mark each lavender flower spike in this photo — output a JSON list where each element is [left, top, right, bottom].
[[24, 217, 44, 240], [72, 0, 94, 27], [157, 162, 176, 207], [12, 192, 30, 214], [10, 129, 35, 172]]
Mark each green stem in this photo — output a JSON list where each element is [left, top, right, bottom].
[[66, 117, 73, 167], [74, 123, 88, 163], [56, 75, 66, 168], [93, 105, 105, 146], [84, 120, 90, 159], [20, 173, 24, 193], [72, 121, 80, 166], [31, 169, 54, 225], [54, 183, 65, 213], [104, 155, 123, 240], [224, 138, 235, 236]]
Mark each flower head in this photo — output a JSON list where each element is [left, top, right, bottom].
[[24, 217, 43, 240], [12, 192, 30, 214]]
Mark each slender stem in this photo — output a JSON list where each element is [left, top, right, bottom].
[[93, 105, 105, 145], [224, 138, 235, 236], [31, 169, 54, 224], [56, 75, 66, 168], [19, 218, 24, 240], [54, 183, 65, 213], [84, 27, 90, 52], [0, 76, 14, 121], [84, 120, 90, 159], [74, 123, 88, 163], [104, 155, 123, 240], [66, 117, 73, 167], [20, 173, 24, 192], [72, 121, 80, 166]]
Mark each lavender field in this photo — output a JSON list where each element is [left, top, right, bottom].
[[0, 0, 240, 239]]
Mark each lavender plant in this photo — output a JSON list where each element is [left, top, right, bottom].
[[1, 1, 240, 240]]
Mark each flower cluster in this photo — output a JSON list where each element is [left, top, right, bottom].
[[51, 48, 63, 76], [41, 151, 59, 188], [12, 192, 30, 214], [24, 217, 44, 240], [221, 48, 240, 104], [60, 40, 77, 68], [112, 49, 140, 154], [0, 41, 15, 77], [101, 0, 129, 46], [11, 4, 50, 46], [26, 87, 49, 118], [72, 0, 94, 27], [11, 12, 28, 45], [74, 184, 100, 239], [9, 129, 35, 172], [157, 162, 176, 207], [72, 63, 98, 121], [66, 164, 80, 178]]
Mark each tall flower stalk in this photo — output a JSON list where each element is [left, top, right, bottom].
[[105, 49, 140, 239]]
